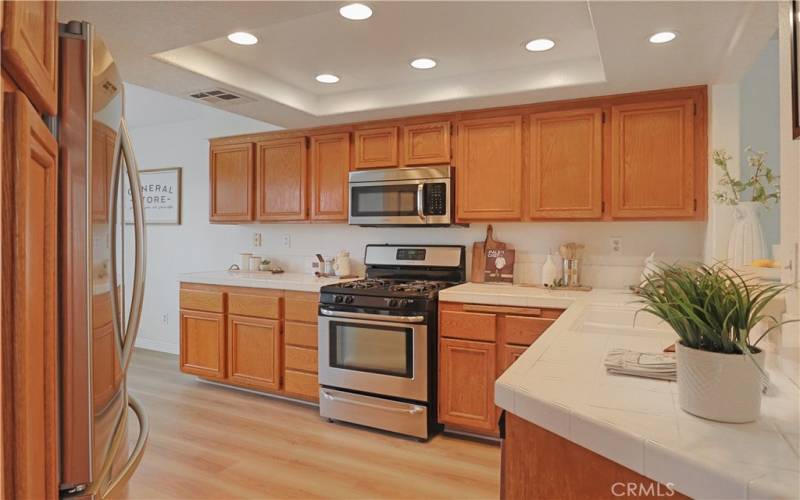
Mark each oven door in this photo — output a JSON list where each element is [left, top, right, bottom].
[[318, 308, 428, 402], [348, 178, 451, 226]]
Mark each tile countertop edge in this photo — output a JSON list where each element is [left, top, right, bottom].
[[442, 283, 799, 500], [177, 270, 358, 292]]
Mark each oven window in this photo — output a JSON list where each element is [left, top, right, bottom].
[[330, 322, 413, 378], [351, 185, 419, 217]]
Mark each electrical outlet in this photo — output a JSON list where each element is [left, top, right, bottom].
[[281, 234, 291, 248], [252, 232, 262, 247], [610, 237, 622, 254], [161, 313, 169, 326]]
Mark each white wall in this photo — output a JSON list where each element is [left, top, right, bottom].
[[740, 38, 781, 255], [127, 85, 706, 355]]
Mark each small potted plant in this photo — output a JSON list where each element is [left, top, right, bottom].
[[637, 262, 792, 423], [713, 148, 780, 267]]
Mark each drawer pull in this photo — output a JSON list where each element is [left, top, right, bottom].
[[462, 304, 541, 316]]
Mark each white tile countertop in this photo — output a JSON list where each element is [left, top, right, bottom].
[[178, 270, 358, 292], [440, 283, 800, 499]]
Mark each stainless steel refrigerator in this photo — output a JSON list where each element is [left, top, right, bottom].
[[58, 21, 148, 498]]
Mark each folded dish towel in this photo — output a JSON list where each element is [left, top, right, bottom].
[[604, 348, 677, 381]]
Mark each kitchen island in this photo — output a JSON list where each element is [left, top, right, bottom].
[[439, 284, 799, 499]]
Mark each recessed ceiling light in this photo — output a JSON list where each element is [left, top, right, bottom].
[[315, 73, 340, 84], [410, 57, 437, 70], [339, 3, 372, 20], [227, 32, 258, 46], [525, 38, 555, 52], [649, 31, 677, 44]]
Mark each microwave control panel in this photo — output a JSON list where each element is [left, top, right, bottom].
[[424, 183, 447, 215]]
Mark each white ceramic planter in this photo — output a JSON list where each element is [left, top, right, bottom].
[[676, 342, 764, 423], [727, 201, 766, 267]]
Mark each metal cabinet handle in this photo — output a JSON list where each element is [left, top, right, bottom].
[[416, 183, 425, 221], [322, 390, 424, 415], [320, 308, 425, 323]]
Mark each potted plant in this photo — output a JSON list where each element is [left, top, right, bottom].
[[713, 148, 780, 267], [637, 262, 792, 423]]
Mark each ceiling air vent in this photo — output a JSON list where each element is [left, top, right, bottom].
[[187, 88, 254, 105]]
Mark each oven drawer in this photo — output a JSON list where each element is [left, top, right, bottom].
[[319, 388, 429, 439]]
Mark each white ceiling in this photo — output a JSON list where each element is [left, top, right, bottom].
[[59, 1, 778, 129]]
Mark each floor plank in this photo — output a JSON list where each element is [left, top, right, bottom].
[[115, 349, 500, 499]]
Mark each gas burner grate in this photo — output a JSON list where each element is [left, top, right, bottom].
[[388, 281, 449, 293], [337, 279, 391, 289]]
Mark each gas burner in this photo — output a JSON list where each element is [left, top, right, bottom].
[[388, 281, 448, 293], [337, 278, 390, 289]]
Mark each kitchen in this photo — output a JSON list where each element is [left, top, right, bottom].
[[1, 1, 798, 499]]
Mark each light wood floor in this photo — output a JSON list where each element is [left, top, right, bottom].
[[117, 349, 500, 499]]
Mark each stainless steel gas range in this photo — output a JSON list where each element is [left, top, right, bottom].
[[318, 244, 466, 440]]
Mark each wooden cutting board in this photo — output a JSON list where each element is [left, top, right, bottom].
[[470, 225, 511, 283]]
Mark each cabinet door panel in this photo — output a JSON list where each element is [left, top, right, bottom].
[[354, 127, 397, 169], [529, 109, 602, 219], [310, 132, 350, 221], [501, 344, 528, 374], [180, 309, 226, 379], [439, 338, 498, 434], [2, 90, 59, 499], [256, 137, 307, 221], [402, 121, 450, 166], [610, 99, 695, 218], [456, 116, 522, 221], [1, 0, 58, 114], [209, 143, 254, 222], [227, 315, 281, 391]]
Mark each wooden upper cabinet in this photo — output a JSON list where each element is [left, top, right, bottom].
[[528, 109, 603, 219], [610, 99, 696, 218], [310, 132, 350, 221], [256, 137, 308, 221], [456, 116, 523, 221], [1, 0, 58, 115], [2, 89, 60, 499], [209, 142, 254, 222], [354, 126, 398, 169], [402, 121, 451, 166]]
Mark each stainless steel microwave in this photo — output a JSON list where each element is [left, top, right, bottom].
[[348, 165, 453, 226]]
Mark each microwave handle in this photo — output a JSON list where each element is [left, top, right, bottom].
[[416, 183, 425, 221]]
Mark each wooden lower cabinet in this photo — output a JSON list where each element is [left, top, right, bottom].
[[227, 315, 281, 391], [179, 284, 320, 402], [439, 338, 498, 433], [180, 309, 226, 380], [438, 301, 563, 436], [502, 413, 688, 499]]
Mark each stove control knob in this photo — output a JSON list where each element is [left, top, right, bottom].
[[388, 299, 398, 307], [334, 295, 344, 304], [398, 299, 409, 308], [345, 295, 354, 304]]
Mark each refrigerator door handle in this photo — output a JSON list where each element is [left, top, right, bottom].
[[108, 117, 147, 374]]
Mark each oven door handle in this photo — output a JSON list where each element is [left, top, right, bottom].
[[416, 183, 425, 221], [321, 390, 425, 415], [320, 308, 425, 324]]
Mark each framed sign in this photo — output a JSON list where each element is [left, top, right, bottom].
[[125, 167, 182, 224], [484, 248, 515, 283]]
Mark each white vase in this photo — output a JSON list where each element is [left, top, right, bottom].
[[676, 342, 764, 423], [727, 201, 766, 267]]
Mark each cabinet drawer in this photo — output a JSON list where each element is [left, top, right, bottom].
[[228, 292, 280, 319], [180, 289, 224, 313], [440, 310, 496, 342], [285, 321, 318, 348], [285, 345, 317, 373], [284, 370, 319, 401], [501, 315, 554, 346], [285, 293, 319, 323]]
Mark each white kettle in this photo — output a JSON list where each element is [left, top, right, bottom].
[[332, 251, 351, 277]]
